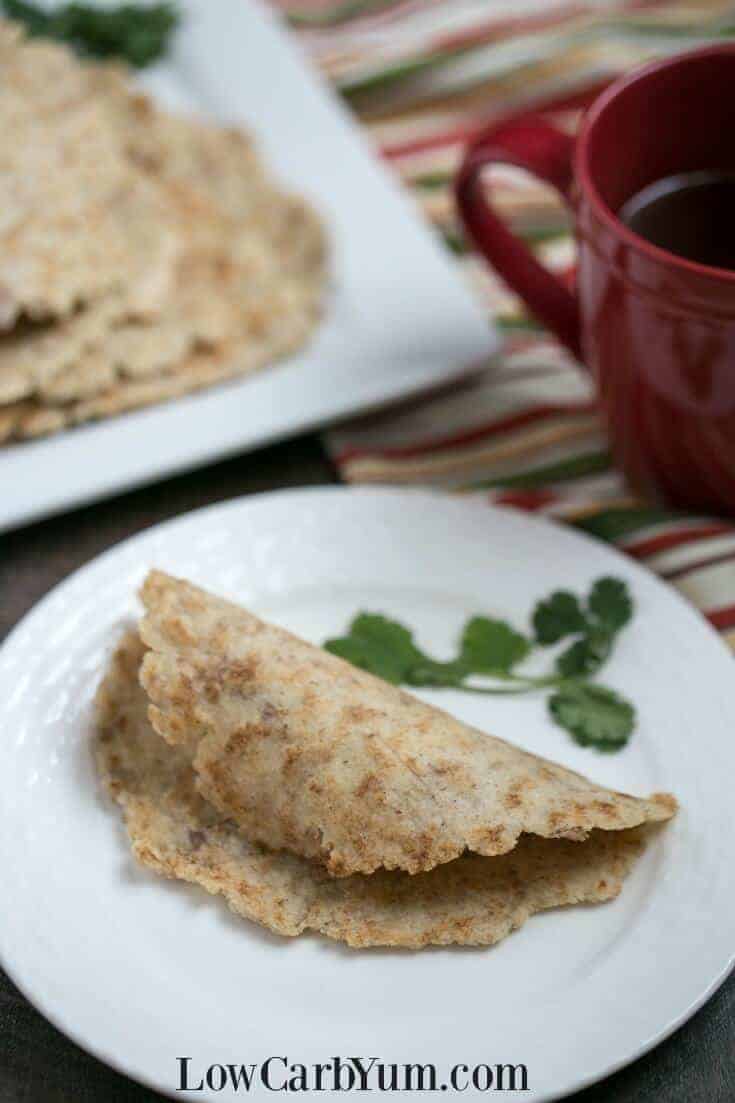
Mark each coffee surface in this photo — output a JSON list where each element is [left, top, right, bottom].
[[618, 170, 735, 270]]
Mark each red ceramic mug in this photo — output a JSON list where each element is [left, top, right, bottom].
[[456, 45, 735, 515]]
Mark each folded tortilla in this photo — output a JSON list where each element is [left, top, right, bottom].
[[138, 571, 675, 879], [95, 631, 657, 949]]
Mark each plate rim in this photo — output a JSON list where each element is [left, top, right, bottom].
[[1, 485, 733, 1102]]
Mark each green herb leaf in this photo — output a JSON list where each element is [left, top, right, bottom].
[[549, 684, 635, 751], [325, 613, 427, 686], [350, 613, 422, 660], [3, 0, 180, 67], [323, 636, 402, 685], [460, 616, 531, 674], [405, 660, 467, 688], [587, 577, 633, 632], [326, 612, 481, 690], [555, 626, 613, 678], [532, 591, 588, 644]]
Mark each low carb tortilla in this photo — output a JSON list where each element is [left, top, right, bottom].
[[138, 571, 676, 879], [95, 630, 655, 949], [0, 23, 326, 436]]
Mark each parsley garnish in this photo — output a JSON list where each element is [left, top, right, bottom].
[[3, 0, 180, 67], [325, 576, 637, 752]]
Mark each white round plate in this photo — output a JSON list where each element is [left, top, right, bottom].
[[0, 488, 732, 1102]]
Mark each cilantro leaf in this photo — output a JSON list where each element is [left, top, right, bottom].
[[460, 616, 531, 674], [326, 614, 473, 689], [588, 577, 633, 632], [532, 591, 588, 644], [349, 613, 423, 664], [325, 613, 425, 685], [2, 0, 180, 67], [406, 660, 467, 688], [549, 684, 635, 750], [324, 636, 406, 685], [555, 625, 613, 678]]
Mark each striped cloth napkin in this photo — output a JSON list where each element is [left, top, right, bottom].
[[275, 0, 735, 650]]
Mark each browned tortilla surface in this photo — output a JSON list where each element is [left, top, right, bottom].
[[95, 631, 656, 949], [138, 571, 676, 878]]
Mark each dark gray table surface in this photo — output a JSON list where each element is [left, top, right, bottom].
[[1, 434, 733, 1103]]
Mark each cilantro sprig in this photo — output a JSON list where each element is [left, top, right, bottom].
[[2, 0, 180, 67], [325, 576, 636, 752]]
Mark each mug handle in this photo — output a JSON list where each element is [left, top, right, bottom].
[[455, 115, 582, 361]]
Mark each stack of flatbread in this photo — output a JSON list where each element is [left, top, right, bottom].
[[94, 571, 677, 950], [0, 22, 326, 445]]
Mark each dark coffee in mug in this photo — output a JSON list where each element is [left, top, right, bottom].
[[618, 170, 735, 270]]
